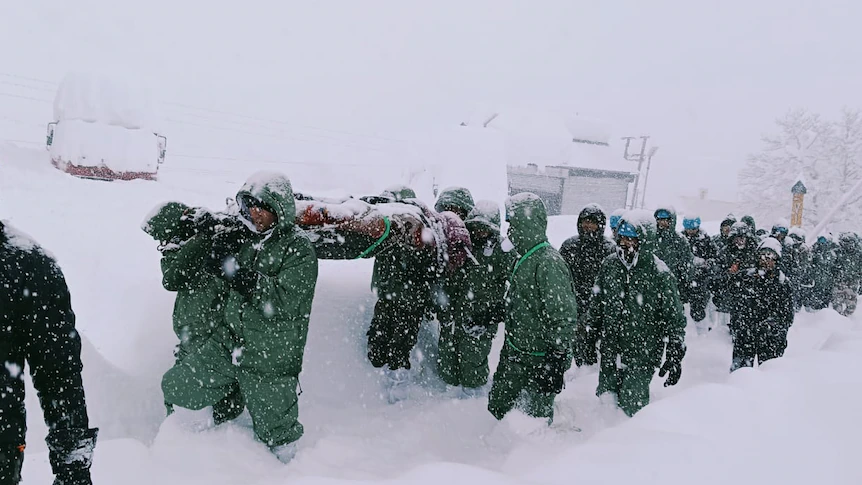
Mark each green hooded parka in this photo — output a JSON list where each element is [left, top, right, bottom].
[[654, 207, 694, 302], [162, 173, 318, 448], [487, 193, 577, 420], [587, 212, 686, 416], [437, 201, 515, 389]]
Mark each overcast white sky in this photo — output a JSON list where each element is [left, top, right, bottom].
[[3, 0, 862, 202]]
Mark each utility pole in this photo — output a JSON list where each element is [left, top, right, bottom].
[[622, 136, 649, 209], [639, 146, 659, 208]]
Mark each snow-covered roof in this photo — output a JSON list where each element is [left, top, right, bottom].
[[470, 107, 636, 174], [53, 71, 156, 130]]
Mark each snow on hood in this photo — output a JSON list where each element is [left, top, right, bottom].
[[621, 209, 656, 230], [772, 218, 790, 231], [1, 220, 52, 258], [237, 171, 296, 232], [759, 237, 784, 257]]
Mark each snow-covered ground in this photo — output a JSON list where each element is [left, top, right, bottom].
[[3, 144, 860, 484]]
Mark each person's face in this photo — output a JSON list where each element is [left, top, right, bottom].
[[721, 225, 731, 237], [470, 228, 493, 246], [250, 206, 277, 232], [617, 235, 640, 263], [759, 251, 778, 271], [656, 218, 672, 230], [579, 219, 599, 236], [734, 235, 747, 249], [685, 228, 699, 237], [774, 233, 786, 243]]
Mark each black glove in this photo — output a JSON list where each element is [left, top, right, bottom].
[[46, 428, 98, 485], [206, 230, 246, 275], [229, 266, 259, 298], [534, 349, 569, 395], [658, 341, 686, 387], [0, 444, 23, 485]]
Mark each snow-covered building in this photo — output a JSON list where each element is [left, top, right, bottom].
[[475, 110, 637, 216], [48, 72, 166, 181]]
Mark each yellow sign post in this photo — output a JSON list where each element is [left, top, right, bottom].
[[791, 180, 807, 227]]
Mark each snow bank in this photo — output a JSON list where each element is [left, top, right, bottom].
[[527, 315, 862, 485]]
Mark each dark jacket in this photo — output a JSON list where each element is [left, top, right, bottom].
[[653, 207, 694, 300], [735, 267, 794, 331], [683, 228, 718, 269], [560, 204, 616, 316], [809, 237, 838, 309], [503, 194, 578, 358], [587, 215, 686, 371], [0, 222, 90, 449], [712, 227, 759, 313]]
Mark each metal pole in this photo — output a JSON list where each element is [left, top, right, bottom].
[[640, 146, 658, 208], [629, 137, 648, 210]]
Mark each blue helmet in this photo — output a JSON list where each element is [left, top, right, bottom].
[[682, 217, 701, 230], [655, 209, 672, 220], [609, 214, 622, 230], [617, 221, 638, 238]]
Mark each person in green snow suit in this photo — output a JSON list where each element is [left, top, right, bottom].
[[487, 193, 577, 421], [434, 186, 475, 220], [437, 200, 515, 393], [586, 213, 686, 416], [143, 202, 224, 356], [143, 202, 249, 424], [366, 186, 441, 371], [161, 172, 318, 462], [832, 232, 862, 316], [654, 207, 693, 303]]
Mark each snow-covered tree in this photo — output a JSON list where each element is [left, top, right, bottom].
[[740, 108, 862, 233]]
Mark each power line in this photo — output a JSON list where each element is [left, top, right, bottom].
[[170, 153, 400, 168], [0, 116, 47, 129], [0, 139, 43, 146], [163, 108, 390, 148], [0, 80, 55, 93], [164, 102, 407, 144], [0, 70, 408, 147], [0, 72, 57, 86], [163, 117, 395, 153], [0, 92, 52, 103]]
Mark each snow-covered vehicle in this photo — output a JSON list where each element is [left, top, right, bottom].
[[46, 72, 166, 181]]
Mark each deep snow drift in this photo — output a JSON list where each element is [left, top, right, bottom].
[[2, 144, 860, 485]]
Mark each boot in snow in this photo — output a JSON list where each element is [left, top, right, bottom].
[[460, 384, 489, 399], [385, 366, 412, 404], [271, 442, 298, 464]]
